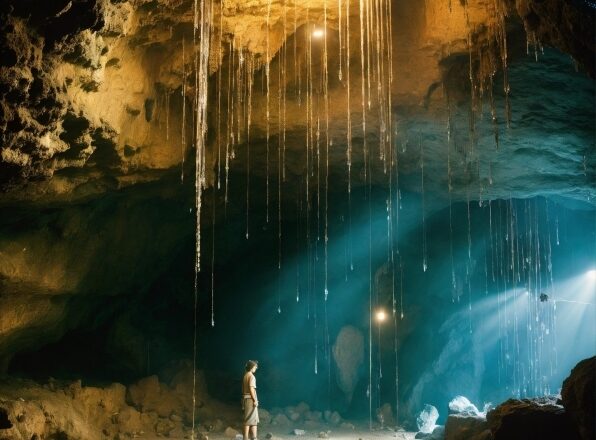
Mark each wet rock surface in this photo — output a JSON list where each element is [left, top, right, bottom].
[[486, 396, 580, 440], [444, 413, 488, 440], [561, 356, 595, 440], [0, 0, 593, 205]]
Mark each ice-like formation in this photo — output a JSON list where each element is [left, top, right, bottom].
[[416, 404, 439, 433], [449, 395, 491, 417]]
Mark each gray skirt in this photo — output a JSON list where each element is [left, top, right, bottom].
[[243, 397, 259, 426]]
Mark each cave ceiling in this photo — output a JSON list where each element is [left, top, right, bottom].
[[0, 0, 593, 209], [0, 0, 594, 377]]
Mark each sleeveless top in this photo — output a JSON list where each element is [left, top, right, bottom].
[[242, 372, 256, 396]]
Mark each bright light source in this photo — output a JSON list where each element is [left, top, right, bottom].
[[587, 269, 596, 281], [312, 29, 324, 39], [375, 309, 386, 323]]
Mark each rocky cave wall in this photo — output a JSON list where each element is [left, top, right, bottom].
[[0, 0, 594, 429]]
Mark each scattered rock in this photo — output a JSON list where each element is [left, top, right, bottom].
[[340, 422, 355, 430], [169, 426, 185, 438], [305, 410, 322, 422], [265, 432, 274, 439], [561, 356, 595, 440], [293, 428, 306, 436], [376, 403, 394, 427], [272, 413, 291, 426], [155, 417, 176, 436], [127, 375, 183, 418], [318, 431, 330, 438], [224, 427, 240, 438], [303, 420, 323, 430], [170, 413, 182, 422], [286, 406, 301, 422], [205, 419, 225, 432], [324, 410, 341, 425], [295, 402, 310, 415], [259, 409, 272, 425], [198, 432, 209, 440]]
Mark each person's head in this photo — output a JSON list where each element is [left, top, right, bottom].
[[245, 360, 258, 373]]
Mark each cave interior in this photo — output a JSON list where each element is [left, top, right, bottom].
[[0, 0, 594, 439]]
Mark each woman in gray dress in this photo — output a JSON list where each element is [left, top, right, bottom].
[[242, 360, 259, 440]]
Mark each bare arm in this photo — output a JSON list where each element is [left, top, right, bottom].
[[249, 375, 258, 406]]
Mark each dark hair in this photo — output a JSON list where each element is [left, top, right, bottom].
[[245, 360, 258, 371]]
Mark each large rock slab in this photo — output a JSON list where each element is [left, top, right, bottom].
[[486, 397, 580, 440], [444, 413, 488, 440], [561, 356, 595, 440]]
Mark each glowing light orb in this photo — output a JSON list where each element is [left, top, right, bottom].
[[375, 309, 386, 323], [312, 29, 325, 39]]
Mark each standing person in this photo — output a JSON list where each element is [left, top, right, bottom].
[[242, 360, 259, 440]]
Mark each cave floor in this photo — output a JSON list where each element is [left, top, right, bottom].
[[141, 429, 418, 440]]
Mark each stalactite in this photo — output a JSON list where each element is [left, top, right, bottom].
[[266, 0, 271, 224], [191, 0, 212, 434], [181, 37, 187, 183], [421, 139, 427, 272]]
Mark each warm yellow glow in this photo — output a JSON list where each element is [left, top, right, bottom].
[[312, 28, 325, 39], [375, 309, 386, 323]]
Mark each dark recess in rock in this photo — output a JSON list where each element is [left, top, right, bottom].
[[144, 98, 155, 122], [0, 407, 12, 429], [88, 129, 121, 169]]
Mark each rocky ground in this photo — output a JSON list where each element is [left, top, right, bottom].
[[0, 362, 416, 440], [0, 356, 593, 439]]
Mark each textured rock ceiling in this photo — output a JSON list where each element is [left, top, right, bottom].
[[0, 0, 594, 375], [0, 0, 594, 206]]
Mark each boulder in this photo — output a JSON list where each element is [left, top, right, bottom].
[[444, 414, 487, 440], [415, 425, 445, 440], [376, 403, 395, 426], [115, 406, 143, 433], [486, 397, 580, 440], [295, 402, 310, 415], [561, 356, 595, 440], [272, 413, 291, 426], [224, 427, 240, 438], [324, 410, 341, 425], [332, 326, 365, 404], [205, 419, 225, 432], [127, 375, 184, 418], [293, 429, 306, 435], [430, 425, 445, 440], [155, 417, 176, 436], [259, 409, 272, 425], [286, 406, 301, 422]]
